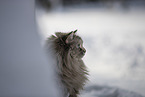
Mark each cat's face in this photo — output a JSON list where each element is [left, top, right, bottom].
[[70, 37, 86, 58], [65, 31, 86, 58]]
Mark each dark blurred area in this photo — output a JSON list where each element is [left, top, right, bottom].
[[36, 0, 145, 10]]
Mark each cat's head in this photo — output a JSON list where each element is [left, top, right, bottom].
[[55, 30, 86, 58]]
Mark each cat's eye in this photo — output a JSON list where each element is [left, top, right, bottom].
[[76, 44, 81, 48]]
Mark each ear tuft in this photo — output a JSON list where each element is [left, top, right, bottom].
[[73, 29, 77, 33]]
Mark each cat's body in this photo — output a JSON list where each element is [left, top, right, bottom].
[[45, 30, 88, 97]]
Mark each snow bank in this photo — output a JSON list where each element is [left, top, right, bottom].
[[80, 85, 144, 97]]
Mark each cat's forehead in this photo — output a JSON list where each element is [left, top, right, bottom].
[[74, 35, 83, 43]]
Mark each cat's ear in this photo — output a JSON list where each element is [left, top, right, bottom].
[[55, 32, 62, 37], [66, 32, 74, 44], [73, 29, 77, 33]]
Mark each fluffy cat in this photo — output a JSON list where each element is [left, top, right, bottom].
[[45, 30, 88, 97]]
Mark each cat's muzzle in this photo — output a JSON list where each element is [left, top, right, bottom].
[[82, 49, 86, 54], [80, 48, 86, 56]]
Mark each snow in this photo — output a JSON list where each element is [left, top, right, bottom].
[[36, 6, 145, 97], [80, 85, 144, 97]]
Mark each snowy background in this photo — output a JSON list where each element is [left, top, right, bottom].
[[36, 0, 145, 97]]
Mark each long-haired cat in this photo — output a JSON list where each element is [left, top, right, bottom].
[[45, 30, 88, 97]]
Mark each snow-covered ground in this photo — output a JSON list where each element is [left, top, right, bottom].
[[81, 85, 144, 97], [36, 7, 145, 97]]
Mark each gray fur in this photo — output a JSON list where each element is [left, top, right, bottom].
[[45, 31, 88, 97]]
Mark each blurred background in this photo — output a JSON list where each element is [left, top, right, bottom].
[[0, 0, 62, 97], [35, 0, 145, 97]]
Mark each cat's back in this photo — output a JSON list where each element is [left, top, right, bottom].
[[44, 36, 68, 97]]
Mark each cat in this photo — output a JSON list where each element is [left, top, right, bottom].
[[45, 30, 88, 97]]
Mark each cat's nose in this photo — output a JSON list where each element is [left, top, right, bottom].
[[82, 48, 86, 53]]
